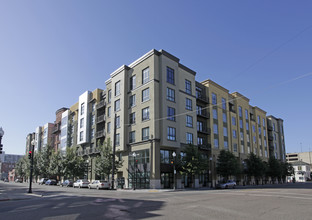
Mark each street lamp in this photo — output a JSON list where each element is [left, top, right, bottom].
[[132, 152, 137, 190], [28, 138, 35, 193], [172, 152, 176, 190], [86, 160, 89, 181], [0, 127, 4, 154]]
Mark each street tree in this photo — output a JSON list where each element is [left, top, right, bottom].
[[266, 156, 281, 183], [15, 156, 29, 181], [179, 144, 209, 187], [216, 150, 241, 181], [245, 153, 266, 184], [95, 139, 123, 181], [49, 149, 64, 181], [280, 162, 294, 183], [62, 147, 85, 180], [36, 145, 53, 178]]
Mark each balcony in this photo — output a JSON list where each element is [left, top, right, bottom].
[[198, 144, 211, 151], [96, 100, 106, 109], [196, 95, 209, 103], [96, 130, 105, 138], [197, 127, 211, 135], [197, 110, 209, 119], [91, 147, 100, 154], [268, 125, 273, 131], [52, 124, 61, 134], [96, 114, 106, 123], [268, 135, 273, 141]]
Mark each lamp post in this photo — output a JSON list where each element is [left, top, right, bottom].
[[0, 127, 4, 154], [86, 160, 89, 181], [28, 138, 35, 193], [172, 152, 176, 190], [133, 152, 137, 190]]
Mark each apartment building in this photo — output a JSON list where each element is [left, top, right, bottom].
[[26, 49, 286, 189], [267, 116, 286, 161]]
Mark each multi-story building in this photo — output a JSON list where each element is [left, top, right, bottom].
[[52, 107, 68, 152], [288, 161, 311, 182], [267, 116, 286, 161], [286, 151, 312, 165], [0, 153, 23, 180], [26, 49, 286, 189]]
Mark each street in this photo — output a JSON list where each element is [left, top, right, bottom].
[[1, 182, 312, 220]]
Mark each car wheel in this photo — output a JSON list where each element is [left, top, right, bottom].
[[97, 186, 99, 190], [79, 185, 81, 188], [88, 186, 91, 189], [225, 185, 228, 189], [233, 185, 236, 189]]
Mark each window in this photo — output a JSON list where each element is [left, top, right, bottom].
[[107, 122, 111, 133], [160, 150, 172, 164], [114, 99, 120, 111], [186, 133, 193, 144], [142, 107, 150, 121], [79, 131, 83, 141], [273, 123, 276, 131], [196, 87, 202, 98], [115, 81, 121, 96], [245, 109, 248, 119], [264, 139, 267, 147], [130, 75, 136, 90], [252, 125, 256, 133], [92, 102, 95, 112], [185, 79, 191, 94], [108, 90, 111, 103], [186, 98, 192, 110], [258, 127, 261, 135], [197, 121, 203, 132], [223, 127, 228, 137], [233, 143, 238, 152], [239, 106, 242, 117], [232, 116, 236, 126], [81, 103, 85, 115], [240, 132, 244, 141], [129, 95, 136, 107], [115, 133, 120, 146], [213, 123, 218, 134], [142, 67, 149, 84], [224, 141, 228, 149], [107, 106, 111, 117], [274, 133, 277, 140], [167, 88, 175, 102], [186, 115, 193, 127], [80, 118, 84, 128], [196, 105, 202, 115], [167, 67, 174, 84], [91, 115, 95, 125], [263, 129, 266, 137], [142, 88, 150, 102], [167, 107, 175, 121], [222, 98, 226, 110], [129, 113, 135, 124], [241, 145, 244, 153], [214, 138, 219, 148], [115, 116, 120, 128], [213, 109, 218, 119], [198, 137, 204, 145], [142, 127, 149, 140], [239, 119, 243, 129], [257, 116, 260, 124], [246, 122, 249, 130], [233, 130, 237, 138], [129, 131, 135, 143], [263, 118, 266, 127], [167, 127, 176, 141], [253, 136, 256, 143], [223, 113, 227, 123], [212, 93, 217, 105], [259, 137, 262, 146]]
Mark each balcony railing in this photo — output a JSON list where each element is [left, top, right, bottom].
[[197, 111, 209, 118], [52, 124, 60, 134], [96, 130, 105, 138], [96, 114, 106, 123], [268, 125, 273, 131], [196, 95, 209, 103], [96, 100, 106, 109], [198, 144, 211, 151], [197, 127, 211, 135], [268, 135, 273, 141]]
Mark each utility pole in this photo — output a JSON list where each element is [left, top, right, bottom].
[[111, 113, 117, 190], [28, 134, 35, 193]]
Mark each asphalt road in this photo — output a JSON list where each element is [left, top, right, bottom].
[[1, 182, 312, 220]]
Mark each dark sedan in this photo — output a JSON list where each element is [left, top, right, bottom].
[[45, 179, 57, 185], [60, 180, 73, 187]]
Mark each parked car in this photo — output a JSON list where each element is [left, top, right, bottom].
[[73, 179, 90, 188], [15, 178, 23, 183], [38, 178, 49, 185], [45, 179, 57, 185], [60, 180, 73, 187], [88, 180, 110, 190], [216, 180, 236, 189]]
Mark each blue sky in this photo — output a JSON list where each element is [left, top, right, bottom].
[[0, 1, 311, 155]]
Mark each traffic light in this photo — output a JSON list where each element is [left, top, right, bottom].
[[0, 144, 2, 154], [170, 160, 174, 165], [28, 151, 32, 159]]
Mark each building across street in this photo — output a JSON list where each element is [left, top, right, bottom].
[[25, 49, 286, 189]]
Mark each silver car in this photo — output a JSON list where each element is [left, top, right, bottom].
[[73, 179, 90, 188], [88, 180, 110, 190], [216, 180, 236, 189]]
